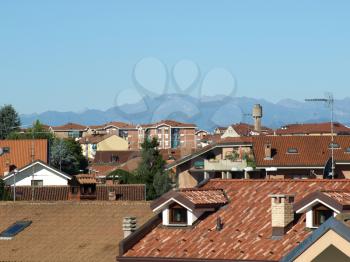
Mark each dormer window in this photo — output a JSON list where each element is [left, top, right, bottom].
[[169, 204, 187, 225], [294, 191, 349, 229], [313, 204, 333, 227], [150, 189, 228, 227]]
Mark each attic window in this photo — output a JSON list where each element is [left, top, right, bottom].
[[0, 221, 32, 240], [287, 148, 298, 154], [329, 143, 341, 149], [313, 204, 333, 227], [169, 204, 187, 225]]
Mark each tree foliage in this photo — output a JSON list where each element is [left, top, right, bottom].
[[134, 137, 172, 200], [0, 105, 21, 139], [50, 138, 88, 175], [7, 120, 54, 141], [0, 178, 11, 201], [107, 169, 138, 184]]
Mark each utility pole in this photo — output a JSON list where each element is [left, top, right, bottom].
[[305, 93, 335, 179]]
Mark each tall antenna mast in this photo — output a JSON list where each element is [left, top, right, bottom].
[[305, 93, 335, 179]]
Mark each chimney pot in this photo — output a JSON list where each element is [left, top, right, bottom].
[[264, 144, 272, 160], [122, 217, 137, 238]]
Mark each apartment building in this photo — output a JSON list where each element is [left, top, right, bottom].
[[137, 120, 197, 150]]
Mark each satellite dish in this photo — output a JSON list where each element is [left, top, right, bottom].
[[0, 148, 3, 156]]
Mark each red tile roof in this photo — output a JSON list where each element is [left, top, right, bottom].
[[275, 122, 350, 135], [322, 190, 350, 206], [89, 164, 119, 177], [123, 179, 350, 261], [79, 134, 114, 144], [75, 174, 97, 184], [103, 121, 136, 129], [50, 123, 87, 131], [232, 123, 272, 136], [93, 150, 141, 164], [141, 120, 197, 128], [180, 188, 228, 206], [253, 136, 350, 167], [0, 140, 48, 176]]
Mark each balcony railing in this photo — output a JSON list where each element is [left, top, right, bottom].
[[204, 159, 248, 171]]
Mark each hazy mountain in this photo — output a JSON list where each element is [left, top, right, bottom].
[[20, 95, 350, 130]]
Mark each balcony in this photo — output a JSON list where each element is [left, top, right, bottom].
[[204, 159, 248, 171]]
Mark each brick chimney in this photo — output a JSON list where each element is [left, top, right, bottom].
[[264, 144, 272, 159], [269, 194, 295, 238], [122, 217, 137, 238]]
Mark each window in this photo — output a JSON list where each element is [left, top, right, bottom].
[[287, 148, 298, 154], [68, 131, 81, 138], [313, 204, 333, 227], [345, 147, 350, 153], [169, 204, 187, 224], [31, 180, 43, 187], [92, 144, 97, 150], [0, 221, 32, 240], [329, 143, 340, 149]]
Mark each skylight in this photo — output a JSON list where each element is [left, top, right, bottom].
[[0, 221, 32, 240], [287, 148, 298, 154], [345, 147, 350, 153], [329, 143, 341, 149]]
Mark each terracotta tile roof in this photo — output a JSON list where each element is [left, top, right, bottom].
[[151, 188, 228, 211], [8, 186, 70, 201], [232, 123, 273, 136], [159, 148, 196, 161], [79, 134, 114, 144], [75, 174, 97, 184], [141, 120, 196, 128], [97, 185, 146, 201], [103, 121, 136, 129], [93, 150, 141, 164], [0, 139, 48, 176], [50, 122, 88, 131], [89, 164, 119, 177], [0, 201, 152, 262], [179, 188, 228, 206], [123, 179, 350, 261], [322, 190, 350, 206], [275, 122, 350, 135], [118, 157, 142, 173], [253, 136, 350, 167]]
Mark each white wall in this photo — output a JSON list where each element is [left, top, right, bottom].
[[161, 206, 204, 226], [5, 164, 69, 186]]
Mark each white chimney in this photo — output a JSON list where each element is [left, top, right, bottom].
[[122, 217, 137, 238]]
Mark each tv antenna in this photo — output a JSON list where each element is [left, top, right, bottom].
[[305, 93, 335, 179]]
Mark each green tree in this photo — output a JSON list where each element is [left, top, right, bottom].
[[7, 120, 54, 141], [0, 178, 11, 201], [50, 138, 88, 175], [107, 169, 139, 184], [0, 105, 21, 139], [134, 137, 172, 200]]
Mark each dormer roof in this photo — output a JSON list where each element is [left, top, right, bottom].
[[150, 188, 228, 212], [294, 190, 350, 214]]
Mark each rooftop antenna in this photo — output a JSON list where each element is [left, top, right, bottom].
[[305, 93, 335, 179]]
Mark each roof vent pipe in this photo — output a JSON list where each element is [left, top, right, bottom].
[[216, 216, 223, 231]]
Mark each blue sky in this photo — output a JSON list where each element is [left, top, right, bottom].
[[0, 1, 349, 114]]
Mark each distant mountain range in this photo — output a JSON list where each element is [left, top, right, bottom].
[[20, 95, 350, 131]]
